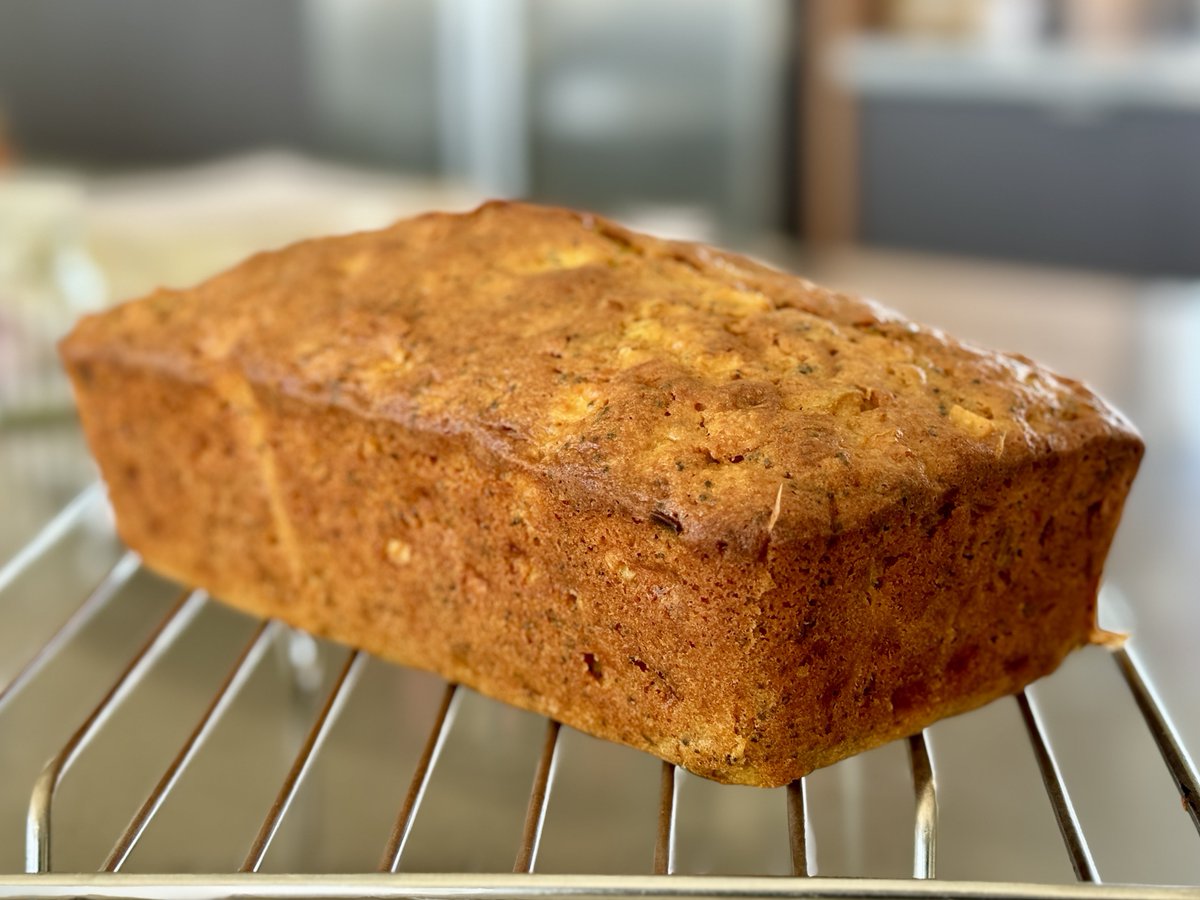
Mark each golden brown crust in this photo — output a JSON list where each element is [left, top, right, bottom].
[[60, 201, 1142, 786]]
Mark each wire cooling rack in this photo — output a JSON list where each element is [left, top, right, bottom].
[[0, 485, 1198, 900]]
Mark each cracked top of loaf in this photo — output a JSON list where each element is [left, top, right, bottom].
[[63, 200, 1140, 554]]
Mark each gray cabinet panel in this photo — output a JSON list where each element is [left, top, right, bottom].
[[860, 99, 1200, 275]]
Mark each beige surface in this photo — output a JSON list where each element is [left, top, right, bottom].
[[1, 242, 1197, 884]]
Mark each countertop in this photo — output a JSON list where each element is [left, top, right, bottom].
[[1, 194, 1197, 884]]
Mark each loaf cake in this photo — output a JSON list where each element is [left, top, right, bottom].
[[60, 201, 1142, 787]]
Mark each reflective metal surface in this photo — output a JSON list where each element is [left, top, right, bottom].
[[1015, 693, 1098, 884], [0, 873, 1198, 900], [906, 733, 936, 881], [25, 589, 206, 874]]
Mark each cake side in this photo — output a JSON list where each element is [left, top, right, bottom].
[[59, 201, 1144, 785], [747, 429, 1141, 783], [60, 356, 780, 780], [59, 347, 1141, 786]]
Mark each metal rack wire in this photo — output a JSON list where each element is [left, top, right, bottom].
[[1, 486, 1198, 900]]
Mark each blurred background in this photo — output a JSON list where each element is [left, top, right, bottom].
[[1, 0, 1198, 888]]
